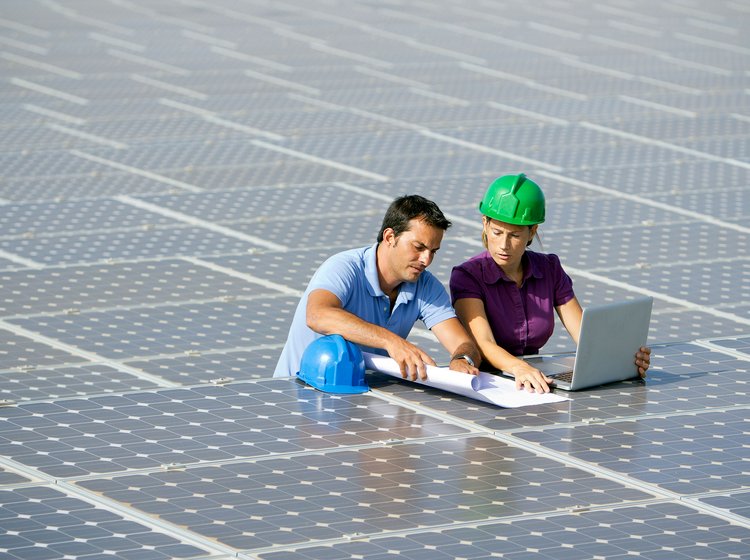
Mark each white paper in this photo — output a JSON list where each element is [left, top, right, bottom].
[[363, 353, 568, 408]]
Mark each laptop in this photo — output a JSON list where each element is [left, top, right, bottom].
[[503, 296, 653, 391]]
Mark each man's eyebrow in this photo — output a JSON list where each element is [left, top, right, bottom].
[[415, 241, 440, 252]]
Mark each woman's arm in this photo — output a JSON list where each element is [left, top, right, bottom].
[[454, 297, 553, 393], [555, 297, 583, 344]]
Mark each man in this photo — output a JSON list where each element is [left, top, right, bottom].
[[274, 194, 481, 381]]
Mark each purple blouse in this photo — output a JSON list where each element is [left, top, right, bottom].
[[450, 250, 575, 356]]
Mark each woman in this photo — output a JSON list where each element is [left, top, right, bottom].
[[450, 173, 651, 393]]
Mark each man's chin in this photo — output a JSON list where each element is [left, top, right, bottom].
[[407, 268, 424, 281]]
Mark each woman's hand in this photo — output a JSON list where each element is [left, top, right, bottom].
[[509, 360, 553, 393], [635, 346, 651, 377]]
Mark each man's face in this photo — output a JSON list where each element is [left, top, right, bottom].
[[385, 218, 444, 283]]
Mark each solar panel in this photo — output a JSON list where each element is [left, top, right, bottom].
[[1, 1, 749, 558]]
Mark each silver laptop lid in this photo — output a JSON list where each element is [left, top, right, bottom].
[[566, 296, 653, 390]]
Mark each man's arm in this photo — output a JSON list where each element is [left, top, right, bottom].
[[306, 288, 435, 381], [431, 317, 481, 375]]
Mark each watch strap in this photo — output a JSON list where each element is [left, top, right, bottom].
[[451, 353, 475, 367]]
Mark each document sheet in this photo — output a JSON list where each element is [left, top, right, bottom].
[[364, 353, 568, 408]]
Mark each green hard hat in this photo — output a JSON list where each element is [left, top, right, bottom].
[[478, 173, 545, 225]]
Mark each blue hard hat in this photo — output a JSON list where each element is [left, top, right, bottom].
[[297, 335, 369, 394]]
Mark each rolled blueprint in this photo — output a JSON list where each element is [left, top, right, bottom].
[[363, 352, 568, 408]]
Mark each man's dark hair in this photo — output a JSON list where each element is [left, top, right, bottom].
[[377, 195, 452, 243]]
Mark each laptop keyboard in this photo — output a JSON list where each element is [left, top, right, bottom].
[[551, 371, 573, 383]]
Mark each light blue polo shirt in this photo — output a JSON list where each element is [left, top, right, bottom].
[[273, 243, 456, 377]]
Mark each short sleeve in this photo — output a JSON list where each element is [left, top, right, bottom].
[[449, 264, 485, 305], [549, 253, 575, 306], [418, 272, 456, 330], [307, 253, 360, 306]]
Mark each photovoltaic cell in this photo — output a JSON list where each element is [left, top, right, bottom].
[[1, 0, 749, 558]]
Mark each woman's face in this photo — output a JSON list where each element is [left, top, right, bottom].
[[483, 217, 536, 270]]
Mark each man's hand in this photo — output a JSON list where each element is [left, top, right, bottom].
[[385, 338, 434, 381], [449, 356, 479, 376], [307, 289, 436, 381], [431, 318, 481, 377]]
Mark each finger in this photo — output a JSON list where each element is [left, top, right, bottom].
[[532, 376, 550, 393], [401, 359, 414, 381], [455, 363, 477, 375], [417, 360, 428, 381], [534, 379, 550, 393], [399, 362, 408, 379]]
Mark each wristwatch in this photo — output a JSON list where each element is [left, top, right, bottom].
[[451, 354, 475, 367]]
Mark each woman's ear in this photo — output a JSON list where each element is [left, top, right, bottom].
[[527, 224, 538, 247]]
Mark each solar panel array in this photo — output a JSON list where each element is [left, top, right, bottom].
[[1, 0, 750, 558]]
